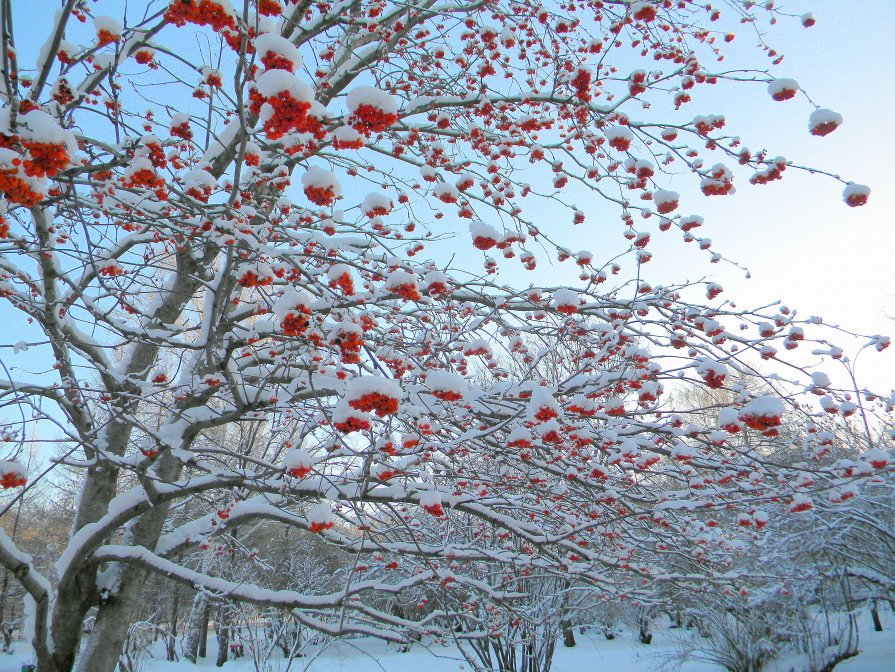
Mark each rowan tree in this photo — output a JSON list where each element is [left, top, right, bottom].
[[0, 2, 891, 672]]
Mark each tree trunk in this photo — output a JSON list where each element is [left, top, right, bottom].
[[639, 616, 653, 645], [69, 449, 186, 672], [871, 601, 883, 632], [184, 592, 209, 663], [73, 568, 149, 672], [167, 585, 182, 662], [561, 619, 576, 647], [215, 605, 231, 667], [199, 601, 210, 658]]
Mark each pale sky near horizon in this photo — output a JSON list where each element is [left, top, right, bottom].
[[656, 0, 895, 392]]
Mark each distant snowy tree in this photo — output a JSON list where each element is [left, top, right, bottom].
[[0, 2, 891, 672]]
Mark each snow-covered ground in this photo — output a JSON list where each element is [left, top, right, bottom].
[[1, 611, 891, 672]]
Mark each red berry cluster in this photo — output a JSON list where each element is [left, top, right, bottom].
[[749, 158, 786, 185], [700, 370, 725, 389], [348, 392, 399, 417], [186, 185, 212, 202], [333, 330, 363, 364], [432, 389, 462, 402], [328, 271, 354, 296], [389, 282, 420, 301], [0, 471, 26, 489], [332, 133, 364, 150], [303, 184, 337, 206], [333, 414, 371, 434], [570, 68, 591, 102], [701, 176, 734, 196], [771, 86, 797, 102], [52, 79, 75, 105], [97, 29, 119, 47], [632, 3, 657, 22], [164, 0, 236, 32], [99, 264, 125, 277], [257, 0, 282, 16], [349, 104, 398, 135], [0, 166, 42, 207], [263, 92, 313, 140], [533, 405, 559, 422], [655, 197, 678, 215], [134, 49, 156, 66], [628, 71, 647, 96], [287, 465, 311, 478], [170, 121, 193, 141], [427, 280, 448, 296], [608, 135, 630, 152], [566, 402, 596, 417], [238, 269, 274, 288], [142, 142, 167, 169], [739, 411, 781, 432], [261, 51, 293, 71], [308, 520, 334, 533], [21, 141, 69, 178], [280, 306, 311, 336], [126, 168, 164, 190]]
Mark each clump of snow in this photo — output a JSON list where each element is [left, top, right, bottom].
[[332, 125, 365, 148], [862, 448, 890, 469], [273, 288, 313, 321], [346, 85, 398, 115], [718, 407, 742, 432], [605, 125, 633, 151], [283, 448, 315, 477], [307, 502, 335, 532], [432, 182, 459, 203], [469, 221, 501, 250], [842, 183, 870, 207], [808, 108, 843, 136], [0, 459, 27, 488], [255, 69, 315, 101], [94, 15, 123, 37], [18, 109, 69, 145], [254, 32, 302, 71], [528, 387, 560, 421], [301, 166, 342, 194], [426, 371, 467, 400], [345, 376, 402, 417], [768, 78, 799, 101], [552, 288, 579, 313], [742, 396, 783, 417], [810, 371, 831, 388], [362, 192, 393, 217], [652, 189, 679, 214]]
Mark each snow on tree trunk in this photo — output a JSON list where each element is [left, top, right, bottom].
[[215, 605, 231, 668], [184, 592, 209, 663]]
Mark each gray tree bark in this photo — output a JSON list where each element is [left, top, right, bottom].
[[184, 592, 209, 663], [199, 601, 210, 658], [215, 605, 231, 667]]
